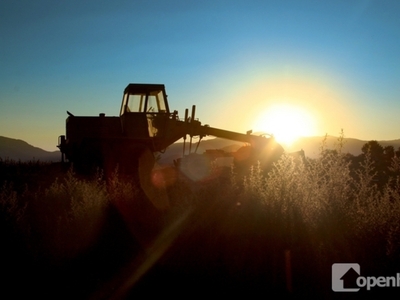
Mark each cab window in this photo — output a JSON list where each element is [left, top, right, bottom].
[[147, 90, 167, 113]]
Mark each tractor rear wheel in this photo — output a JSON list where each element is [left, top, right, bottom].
[[102, 142, 169, 210]]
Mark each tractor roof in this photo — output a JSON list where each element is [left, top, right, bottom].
[[124, 83, 166, 95]]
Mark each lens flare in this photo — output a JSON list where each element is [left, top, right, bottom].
[[151, 165, 178, 189]]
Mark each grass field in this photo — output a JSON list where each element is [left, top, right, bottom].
[[1, 137, 400, 298]]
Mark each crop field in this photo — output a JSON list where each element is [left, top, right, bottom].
[[1, 136, 400, 298]]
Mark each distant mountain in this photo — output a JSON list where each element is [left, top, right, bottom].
[[0, 136, 60, 162]]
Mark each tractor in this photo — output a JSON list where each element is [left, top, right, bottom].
[[57, 83, 285, 208]]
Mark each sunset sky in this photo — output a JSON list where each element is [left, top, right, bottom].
[[1, 1, 400, 151]]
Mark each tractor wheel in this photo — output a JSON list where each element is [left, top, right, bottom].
[[101, 141, 143, 178], [138, 147, 169, 210], [102, 142, 170, 210]]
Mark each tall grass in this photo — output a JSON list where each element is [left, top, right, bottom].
[[233, 135, 400, 279], [30, 170, 109, 261], [1, 136, 400, 296]]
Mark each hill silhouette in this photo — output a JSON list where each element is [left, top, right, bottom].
[[0, 136, 60, 162], [287, 136, 400, 158], [1, 135, 400, 163]]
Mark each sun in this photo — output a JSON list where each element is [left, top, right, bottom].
[[253, 103, 316, 147]]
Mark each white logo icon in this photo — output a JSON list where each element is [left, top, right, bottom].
[[332, 263, 360, 292]]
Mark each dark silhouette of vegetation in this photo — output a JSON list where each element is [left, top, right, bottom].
[[1, 134, 400, 298], [341, 140, 400, 190]]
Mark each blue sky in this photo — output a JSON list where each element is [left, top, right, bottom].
[[1, 0, 400, 151]]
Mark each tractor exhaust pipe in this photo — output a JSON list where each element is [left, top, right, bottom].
[[184, 108, 189, 123], [191, 105, 196, 122], [189, 105, 196, 153], [183, 108, 189, 155]]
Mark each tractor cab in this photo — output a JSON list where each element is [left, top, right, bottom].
[[120, 84, 171, 139], [120, 84, 170, 115]]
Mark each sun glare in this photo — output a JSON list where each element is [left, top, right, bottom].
[[253, 103, 316, 147]]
